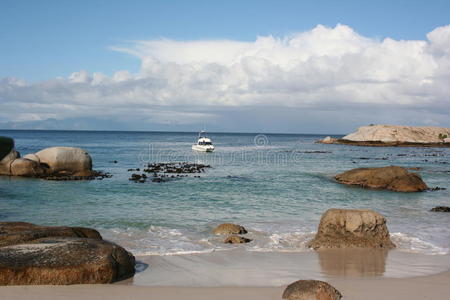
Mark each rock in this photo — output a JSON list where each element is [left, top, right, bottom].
[[282, 280, 342, 300], [317, 136, 337, 144], [224, 235, 252, 244], [307, 209, 395, 250], [0, 149, 20, 175], [430, 206, 450, 212], [23, 153, 40, 164], [35, 147, 92, 174], [0, 237, 135, 285], [342, 125, 450, 144], [0, 222, 102, 247], [0, 137, 14, 161], [0, 222, 135, 285], [335, 166, 428, 192], [213, 223, 248, 235], [10, 158, 46, 177]]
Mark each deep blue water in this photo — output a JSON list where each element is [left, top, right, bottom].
[[0, 130, 449, 256]]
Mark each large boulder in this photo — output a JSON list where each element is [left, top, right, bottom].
[[0, 222, 135, 285], [213, 223, 248, 235], [307, 209, 395, 250], [35, 147, 92, 175], [282, 280, 342, 300], [0, 237, 135, 285], [0, 222, 102, 247], [335, 166, 428, 192]]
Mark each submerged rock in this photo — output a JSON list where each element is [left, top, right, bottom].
[[335, 166, 428, 192], [213, 223, 248, 235], [0, 222, 135, 285], [282, 280, 342, 300], [307, 209, 395, 250], [430, 206, 450, 212], [224, 235, 252, 244]]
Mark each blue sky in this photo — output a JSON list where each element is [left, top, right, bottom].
[[2, 0, 449, 81], [1, 0, 450, 133]]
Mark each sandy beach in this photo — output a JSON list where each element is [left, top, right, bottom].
[[2, 249, 450, 299], [2, 270, 449, 300]]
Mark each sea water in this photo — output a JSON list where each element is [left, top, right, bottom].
[[0, 130, 449, 258]]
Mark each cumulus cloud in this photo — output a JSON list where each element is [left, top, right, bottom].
[[1, 24, 450, 132]]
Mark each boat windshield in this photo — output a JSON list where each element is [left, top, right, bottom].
[[198, 141, 212, 145]]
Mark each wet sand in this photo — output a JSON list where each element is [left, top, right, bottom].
[[2, 249, 450, 299]]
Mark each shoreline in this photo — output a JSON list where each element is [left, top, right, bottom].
[[1, 270, 449, 300]]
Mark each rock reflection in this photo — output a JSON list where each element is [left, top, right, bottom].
[[318, 248, 388, 277]]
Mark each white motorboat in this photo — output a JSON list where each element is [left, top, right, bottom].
[[192, 131, 215, 152]]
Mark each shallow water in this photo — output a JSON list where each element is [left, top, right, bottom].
[[0, 130, 449, 258]]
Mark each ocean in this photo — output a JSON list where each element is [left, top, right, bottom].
[[1, 129, 449, 260]]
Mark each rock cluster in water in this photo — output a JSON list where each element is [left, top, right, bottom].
[[128, 162, 211, 183], [213, 223, 251, 244], [335, 166, 428, 192], [307, 209, 396, 250], [0, 222, 135, 285], [282, 280, 342, 300], [0, 138, 109, 181]]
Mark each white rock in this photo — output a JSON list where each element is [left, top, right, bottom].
[[342, 125, 450, 144], [35, 147, 92, 174]]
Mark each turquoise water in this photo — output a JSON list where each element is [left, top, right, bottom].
[[0, 130, 449, 256]]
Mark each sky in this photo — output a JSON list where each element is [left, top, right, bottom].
[[1, 0, 450, 133]]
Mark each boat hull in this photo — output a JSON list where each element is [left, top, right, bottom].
[[192, 145, 214, 152]]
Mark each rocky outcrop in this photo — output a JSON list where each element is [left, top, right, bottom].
[[430, 206, 450, 212], [322, 125, 450, 147], [0, 139, 104, 180], [307, 209, 395, 250], [0, 222, 135, 285], [35, 147, 92, 175], [224, 235, 252, 244], [335, 166, 428, 192], [343, 125, 450, 144], [213, 223, 248, 235], [282, 280, 342, 300]]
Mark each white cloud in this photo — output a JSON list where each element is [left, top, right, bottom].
[[1, 24, 450, 131]]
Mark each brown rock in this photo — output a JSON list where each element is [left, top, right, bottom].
[[10, 158, 45, 177], [335, 166, 428, 192], [282, 280, 342, 300], [307, 209, 395, 250], [0, 149, 20, 175], [0, 237, 135, 285], [0, 222, 102, 247], [430, 206, 450, 212], [224, 235, 252, 244], [213, 223, 247, 235]]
